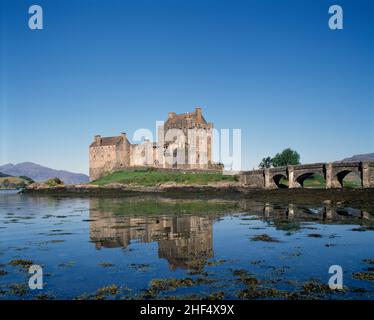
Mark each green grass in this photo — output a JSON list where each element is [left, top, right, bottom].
[[90, 169, 237, 186], [281, 173, 361, 189], [342, 179, 361, 188], [303, 174, 326, 188]]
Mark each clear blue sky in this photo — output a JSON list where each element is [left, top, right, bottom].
[[1, 0, 373, 174]]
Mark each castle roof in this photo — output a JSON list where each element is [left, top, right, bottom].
[[165, 107, 207, 127], [90, 136, 124, 147]]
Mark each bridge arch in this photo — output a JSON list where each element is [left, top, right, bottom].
[[291, 164, 325, 188], [294, 172, 326, 188], [272, 174, 288, 189], [335, 169, 361, 188]]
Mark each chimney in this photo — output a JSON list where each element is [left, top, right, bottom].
[[168, 112, 176, 119], [195, 106, 202, 119], [95, 135, 102, 146], [120, 132, 127, 140]]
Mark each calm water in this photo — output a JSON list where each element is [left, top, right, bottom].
[[0, 190, 373, 300]]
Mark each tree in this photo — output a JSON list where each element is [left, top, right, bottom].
[[19, 176, 35, 184], [271, 148, 300, 167], [259, 157, 272, 169], [2, 179, 10, 188]]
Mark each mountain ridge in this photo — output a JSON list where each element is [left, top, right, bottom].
[[341, 153, 374, 162], [0, 162, 89, 184]]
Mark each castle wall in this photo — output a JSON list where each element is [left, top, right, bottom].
[[89, 137, 131, 181], [89, 145, 118, 181]]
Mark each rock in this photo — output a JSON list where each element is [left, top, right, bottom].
[[26, 182, 51, 190], [104, 183, 126, 189], [73, 184, 99, 189]]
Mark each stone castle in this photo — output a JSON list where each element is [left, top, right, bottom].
[[89, 107, 222, 181]]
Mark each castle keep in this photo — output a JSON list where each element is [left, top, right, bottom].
[[89, 107, 220, 181]]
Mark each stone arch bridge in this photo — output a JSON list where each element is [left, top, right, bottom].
[[239, 162, 374, 189]]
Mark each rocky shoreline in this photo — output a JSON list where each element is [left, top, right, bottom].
[[22, 181, 242, 195], [21, 182, 374, 203]]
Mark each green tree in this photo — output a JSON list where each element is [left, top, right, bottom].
[[45, 177, 64, 187], [271, 148, 300, 167], [259, 157, 272, 169]]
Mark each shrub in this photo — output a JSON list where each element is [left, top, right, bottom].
[[45, 177, 64, 186]]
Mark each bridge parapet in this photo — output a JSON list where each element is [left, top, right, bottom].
[[333, 161, 361, 168], [268, 166, 287, 175], [293, 163, 325, 170]]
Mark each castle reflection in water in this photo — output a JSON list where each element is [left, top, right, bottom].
[[89, 199, 216, 270], [88, 198, 373, 270]]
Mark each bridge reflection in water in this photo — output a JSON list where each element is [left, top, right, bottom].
[[88, 198, 373, 270]]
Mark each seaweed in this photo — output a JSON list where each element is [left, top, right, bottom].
[[362, 259, 374, 265], [9, 283, 29, 296], [301, 280, 333, 294], [251, 234, 280, 242], [8, 259, 34, 272], [35, 293, 55, 300], [352, 272, 374, 281], [98, 262, 114, 268], [307, 233, 323, 238], [96, 284, 119, 296], [207, 259, 227, 267], [8, 259, 33, 267]]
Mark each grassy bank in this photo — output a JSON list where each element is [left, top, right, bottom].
[[0, 176, 31, 189], [90, 169, 237, 186]]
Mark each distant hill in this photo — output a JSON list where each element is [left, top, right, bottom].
[[0, 162, 89, 184], [0, 171, 11, 177], [342, 153, 374, 162]]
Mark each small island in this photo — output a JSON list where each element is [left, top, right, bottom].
[[22, 167, 374, 204]]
